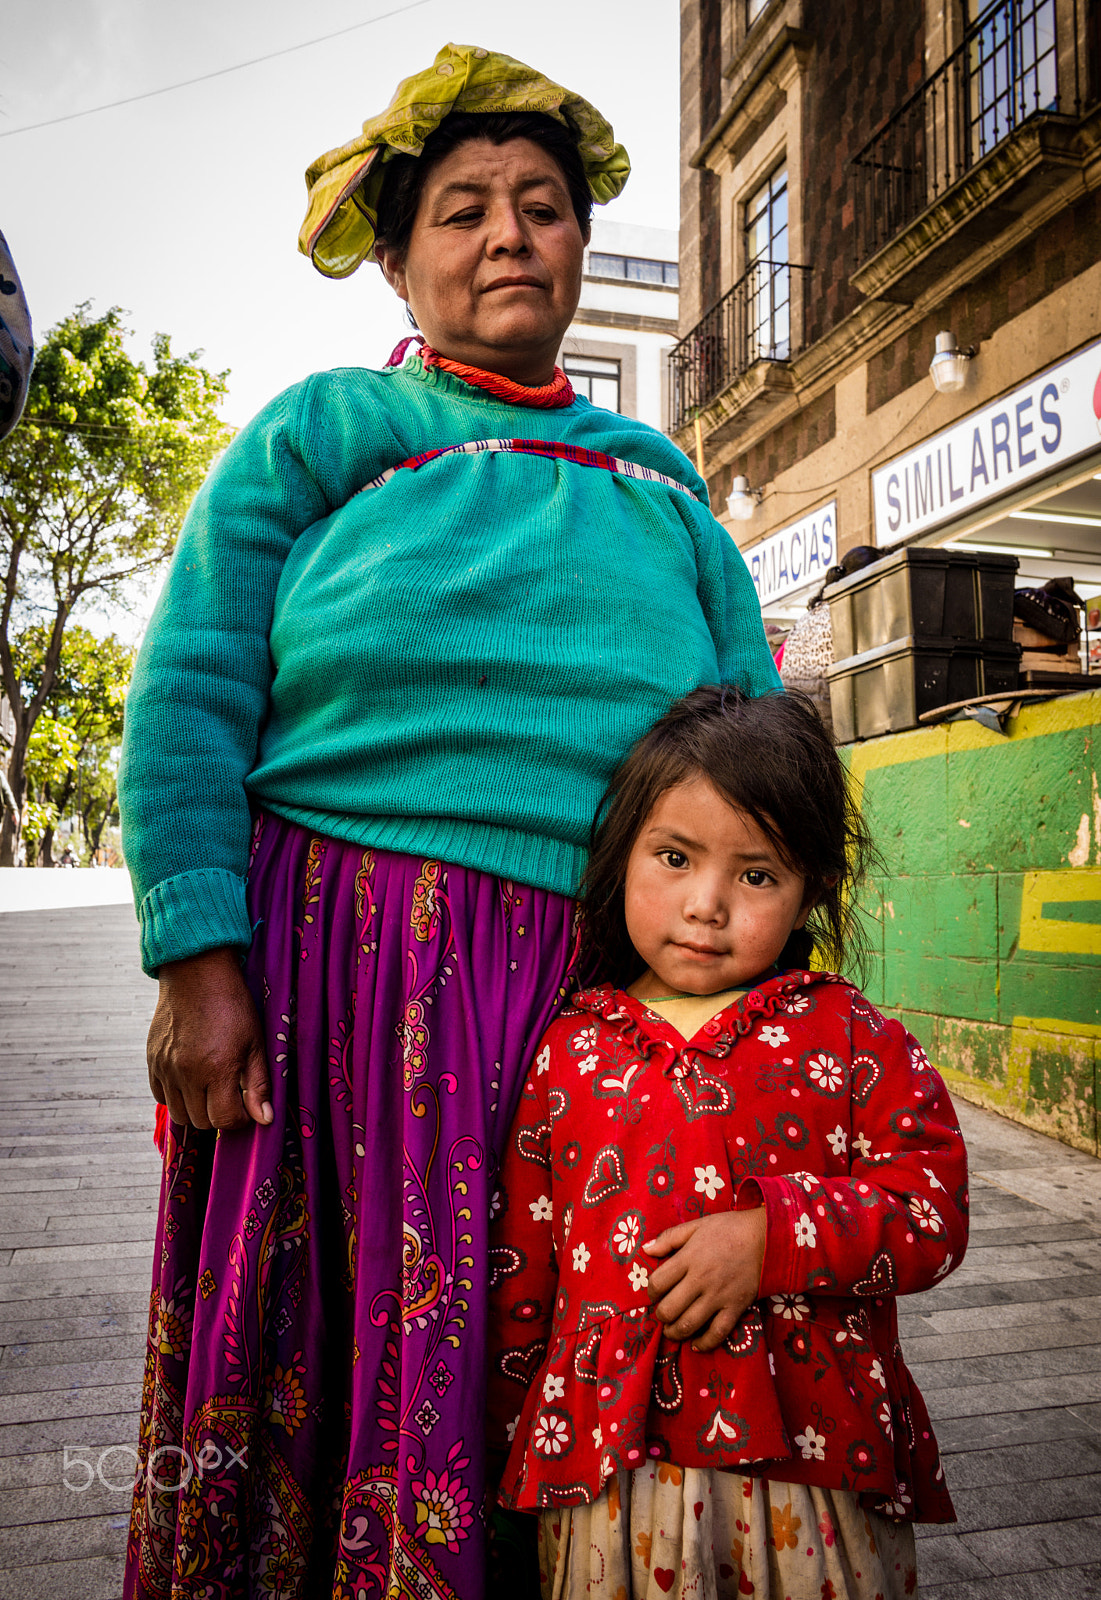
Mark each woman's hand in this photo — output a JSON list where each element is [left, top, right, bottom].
[[642, 1209, 766, 1352], [147, 948, 273, 1132]]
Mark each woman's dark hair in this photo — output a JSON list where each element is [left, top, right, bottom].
[[809, 544, 882, 609], [373, 110, 593, 260], [579, 687, 880, 987]]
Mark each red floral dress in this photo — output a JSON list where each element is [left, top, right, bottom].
[[486, 969, 968, 1523]]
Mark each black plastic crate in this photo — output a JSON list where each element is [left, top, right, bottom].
[[827, 549, 1018, 659], [1020, 668, 1098, 692], [827, 636, 1021, 743]]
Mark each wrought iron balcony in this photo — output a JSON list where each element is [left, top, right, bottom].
[[668, 259, 809, 432], [851, 0, 1090, 268]]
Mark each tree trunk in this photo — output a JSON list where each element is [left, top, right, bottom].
[[39, 823, 55, 868], [41, 774, 76, 868], [88, 794, 114, 859], [0, 745, 26, 867]]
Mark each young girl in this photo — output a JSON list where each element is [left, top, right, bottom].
[[486, 686, 967, 1599]]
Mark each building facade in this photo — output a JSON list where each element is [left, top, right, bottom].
[[674, 0, 1101, 625], [559, 220, 679, 430], [674, 0, 1101, 1151]]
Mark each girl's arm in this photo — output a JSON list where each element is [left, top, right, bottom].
[[643, 1206, 767, 1351], [485, 1065, 559, 1476], [645, 1003, 967, 1335], [739, 1009, 968, 1300]]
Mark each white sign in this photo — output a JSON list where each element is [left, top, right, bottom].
[[873, 334, 1101, 542], [743, 501, 837, 608]]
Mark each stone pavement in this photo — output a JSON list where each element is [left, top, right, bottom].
[[0, 905, 158, 1600], [0, 906, 1099, 1599]]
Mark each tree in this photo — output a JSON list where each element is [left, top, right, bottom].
[[21, 713, 80, 865], [16, 624, 134, 865], [0, 304, 233, 864]]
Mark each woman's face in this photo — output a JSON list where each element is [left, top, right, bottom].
[[376, 136, 588, 385]]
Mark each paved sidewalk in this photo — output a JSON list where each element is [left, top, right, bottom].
[[907, 1112, 1101, 1598], [0, 907, 1099, 1598], [0, 868, 133, 915], [0, 906, 158, 1599]]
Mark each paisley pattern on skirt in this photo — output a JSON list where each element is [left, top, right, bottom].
[[124, 812, 580, 1599]]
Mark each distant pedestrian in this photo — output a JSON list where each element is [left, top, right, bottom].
[[487, 687, 969, 1598]]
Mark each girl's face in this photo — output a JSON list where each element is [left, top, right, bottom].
[[623, 775, 813, 998]]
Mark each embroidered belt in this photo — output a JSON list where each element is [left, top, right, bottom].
[[359, 438, 699, 498]]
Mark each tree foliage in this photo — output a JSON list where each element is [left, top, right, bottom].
[[0, 304, 232, 864], [16, 625, 134, 864]]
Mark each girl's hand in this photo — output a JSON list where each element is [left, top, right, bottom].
[[147, 947, 273, 1131], [642, 1209, 766, 1352]]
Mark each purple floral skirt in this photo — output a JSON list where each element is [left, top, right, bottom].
[[125, 813, 579, 1599]]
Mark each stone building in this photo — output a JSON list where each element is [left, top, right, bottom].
[[560, 219, 679, 430], [673, 0, 1101, 1151], [674, 0, 1101, 625]]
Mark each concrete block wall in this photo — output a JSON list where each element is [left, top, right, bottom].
[[843, 690, 1100, 1154]]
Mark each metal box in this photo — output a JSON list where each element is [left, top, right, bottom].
[[827, 637, 1021, 743], [827, 549, 1018, 660]]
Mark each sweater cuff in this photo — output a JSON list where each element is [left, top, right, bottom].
[[137, 868, 253, 975], [735, 1175, 795, 1301]]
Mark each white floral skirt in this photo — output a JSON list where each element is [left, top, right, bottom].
[[538, 1464, 918, 1599]]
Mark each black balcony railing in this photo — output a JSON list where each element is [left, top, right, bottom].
[[668, 259, 809, 431], [851, 0, 1088, 266]]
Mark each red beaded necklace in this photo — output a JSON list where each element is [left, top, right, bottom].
[[419, 344, 575, 409]]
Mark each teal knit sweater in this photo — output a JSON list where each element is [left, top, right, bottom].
[[119, 358, 780, 974]]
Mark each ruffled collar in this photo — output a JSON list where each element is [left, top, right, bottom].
[[570, 968, 852, 1071]]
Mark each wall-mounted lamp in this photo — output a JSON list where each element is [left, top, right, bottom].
[[726, 474, 762, 521], [929, 331, 976, 395]]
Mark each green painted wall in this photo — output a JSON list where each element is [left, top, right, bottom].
[[842, 690, 1100, 1154]]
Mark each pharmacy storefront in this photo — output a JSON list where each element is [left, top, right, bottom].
[[742, 499, 839, 623], [872, 334, 1101, 622], [833, 343, 1100, 1153]]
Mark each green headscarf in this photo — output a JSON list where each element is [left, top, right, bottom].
[[298, 42, 630, 279]]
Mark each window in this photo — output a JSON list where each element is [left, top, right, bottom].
[[587, 253, 679, 287], [967, 0, 1057, 160], [563, 356, 621, 411], [743, 163, 790, 361], [747, 0, 771, 22]]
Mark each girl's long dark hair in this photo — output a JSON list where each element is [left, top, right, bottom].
[[580, 687, 880, 988]]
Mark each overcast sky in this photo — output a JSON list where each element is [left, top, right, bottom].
[[1, 0, 680, 428]]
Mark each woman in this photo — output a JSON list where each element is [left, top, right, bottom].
[[779, 545, 882, 735], [119, 44, 780, 1600]]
